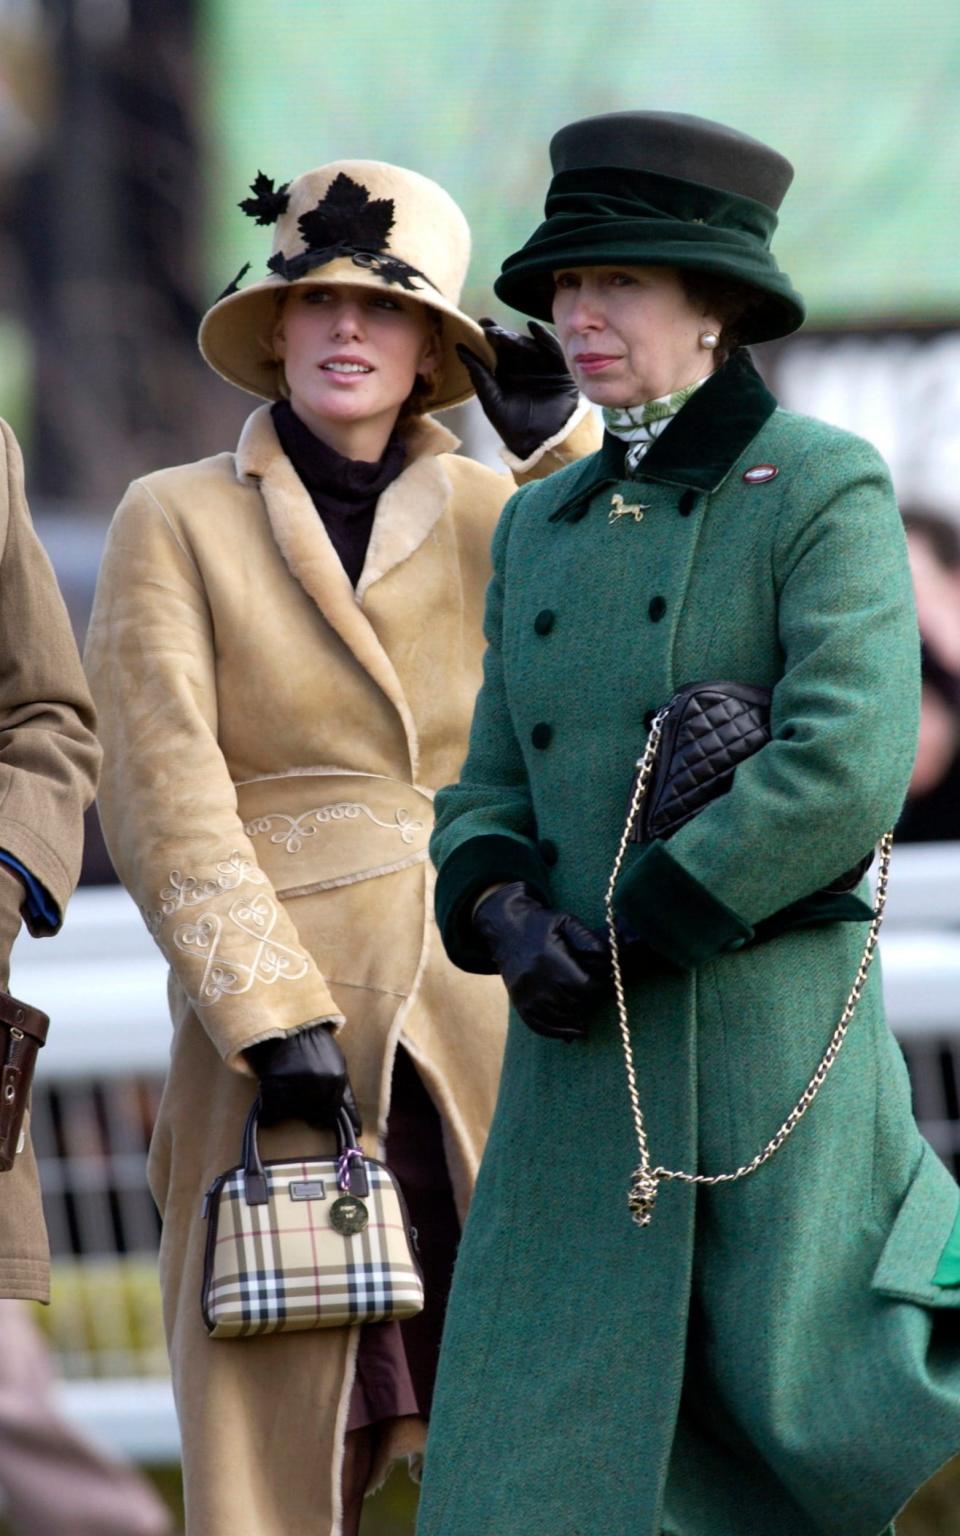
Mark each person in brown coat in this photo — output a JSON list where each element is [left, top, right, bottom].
[[0, 418, 99, 1302], [0, 421, 170, 1535], [84, 159, 597, 1536]]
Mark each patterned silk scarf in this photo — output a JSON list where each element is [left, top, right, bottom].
[[603, 376, 710, 473]]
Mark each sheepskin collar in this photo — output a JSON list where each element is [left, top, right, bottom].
[[236, 405, 458, 600], [235, 405, 459, 781]]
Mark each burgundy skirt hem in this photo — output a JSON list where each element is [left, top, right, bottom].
[[346, 1048, 460, 1432]]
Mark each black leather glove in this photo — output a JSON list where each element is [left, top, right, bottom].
[[473, 882, 609, 1042], [456, 318, 580, 461], [245, 1022, 361, 1132]]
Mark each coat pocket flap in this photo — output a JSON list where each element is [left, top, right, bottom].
[[872, 1141, 960, 1307]]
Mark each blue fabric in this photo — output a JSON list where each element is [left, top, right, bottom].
[[0, 852, 59, 931]]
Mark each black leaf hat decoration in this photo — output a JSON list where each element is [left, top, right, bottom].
[[266, 245, 427, 291], [214, 261, 251, 304], [239, 171, 290, 226], [264, 171, 432, 293], [297, 173, 395, 253]]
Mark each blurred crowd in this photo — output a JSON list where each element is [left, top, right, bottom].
[[899, 508, 960, 843]]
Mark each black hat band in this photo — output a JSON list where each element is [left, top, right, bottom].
[[266, 242, 435, 293], [499, 219, 781, 279], [544, 166, 779, 246]]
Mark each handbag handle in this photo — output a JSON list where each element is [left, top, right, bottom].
[[241, 1101, 366, 1206]]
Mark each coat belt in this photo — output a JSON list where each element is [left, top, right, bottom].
[[236, 772, 434, 897]]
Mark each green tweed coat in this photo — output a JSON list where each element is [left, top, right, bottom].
[[417, 354, 960, 1536]]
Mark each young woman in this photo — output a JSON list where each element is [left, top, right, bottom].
[[419, 112, 960, 1536], [84, 159, 596, 1536]]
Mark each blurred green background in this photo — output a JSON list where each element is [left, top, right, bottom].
[[205, 0, 960, 326]]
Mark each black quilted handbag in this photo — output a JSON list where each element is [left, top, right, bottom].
[[628, 679, 872, 892], [608, 678, 892, 1230]]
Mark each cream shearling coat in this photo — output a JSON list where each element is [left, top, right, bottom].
[[83, 403, 596, 1536]]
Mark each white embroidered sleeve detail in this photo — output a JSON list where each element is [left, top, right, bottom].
[[143, 851, 266, 934], [244, 802, 424, 854], [171, 892, 309, 1006]]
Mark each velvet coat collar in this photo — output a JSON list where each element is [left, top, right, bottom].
[[548, 349, 777, 523]]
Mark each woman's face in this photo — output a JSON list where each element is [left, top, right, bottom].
[[551, 265, 720, 408], [273, 283, 440, 456]]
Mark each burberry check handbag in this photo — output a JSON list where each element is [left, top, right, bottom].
[[201, 1104, 424, 1338]]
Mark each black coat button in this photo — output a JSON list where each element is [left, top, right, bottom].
[[643, 708, 656, 729], [538, 838, 559, 866], [648, 596, 667, 622], [678, 491, 697, 516], [534, 609, 555, 635], [531, 723, 553, 749]]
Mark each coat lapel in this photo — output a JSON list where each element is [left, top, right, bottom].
[[236, 405, 455, 781], [356, 415, 457, 603], [547, 351, 779, 523], [636, 349, 778, 491]]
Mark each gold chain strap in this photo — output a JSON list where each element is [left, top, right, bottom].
[[605, 708, 894, 1229]]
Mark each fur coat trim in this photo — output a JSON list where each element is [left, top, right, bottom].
[[235, 407, 459, 781]]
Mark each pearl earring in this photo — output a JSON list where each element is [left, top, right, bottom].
[[700, 331, 719, 350]]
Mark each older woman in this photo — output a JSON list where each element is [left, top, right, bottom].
[[419, 112, 960, 1536], [84, 159, 596, 1536]]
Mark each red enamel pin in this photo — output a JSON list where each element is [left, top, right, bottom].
[[742, 464, 779, 484]]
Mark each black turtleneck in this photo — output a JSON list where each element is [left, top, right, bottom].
[[272, 400, 407, 588]]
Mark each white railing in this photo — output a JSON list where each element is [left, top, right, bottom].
[[11, 842, 960, 1463], [12, 889, 177, 1458], [874, 841, 960, 1033]]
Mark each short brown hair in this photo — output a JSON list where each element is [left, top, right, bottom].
[[676, 270, 762, 363]]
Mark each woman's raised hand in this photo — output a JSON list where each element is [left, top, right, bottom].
[[456, 319, 581, 461], [472, 882, 609, 1042]]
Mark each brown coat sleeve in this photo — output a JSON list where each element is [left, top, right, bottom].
[[84, 478, 344, 1071], [0, 421, 99, 936]]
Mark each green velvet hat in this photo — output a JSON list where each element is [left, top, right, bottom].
[[494, 111, 805, 344]]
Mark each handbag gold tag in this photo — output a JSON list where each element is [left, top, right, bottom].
[[329, 1195, 369, 1235]]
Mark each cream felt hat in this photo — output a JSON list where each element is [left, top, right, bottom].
[[199, 160, 493, 413]]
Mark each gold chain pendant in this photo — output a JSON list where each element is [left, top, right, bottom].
[[609, 493, 650, 525]]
